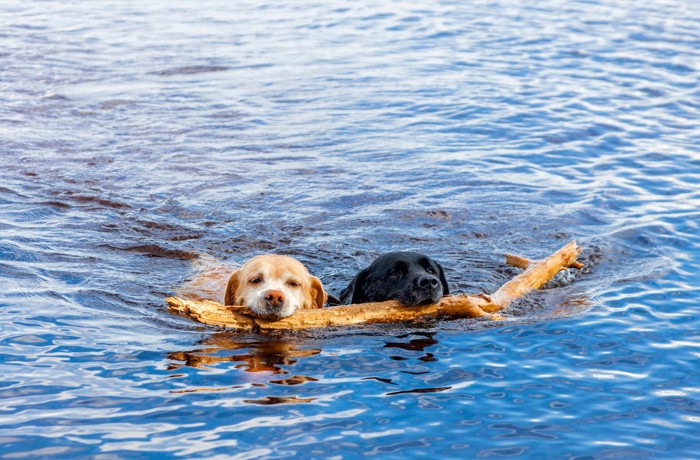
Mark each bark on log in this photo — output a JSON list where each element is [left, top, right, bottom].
[[166, 240, 583, 332]]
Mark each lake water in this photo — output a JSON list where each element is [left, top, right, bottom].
[[1, 0, 699, 458]]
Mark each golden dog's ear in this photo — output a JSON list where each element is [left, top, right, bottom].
[[309, 276, 327, 309], [224, 269, 242, 306]]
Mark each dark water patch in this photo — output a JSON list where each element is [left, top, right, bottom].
[[60, 193, 131, 210], [243, 396, 316, 405], [38, 200, 71, 209], [386, 386, 451, 396], [385, 334, 438, 351], [98, 99, 136, 110], [151, 65, 229, 76], [98, 244, 197, 260], [165, 233, 203, 242], [129, 219, 204, 242], [362, 376, 397, 385], [207, 236, 277, 255]]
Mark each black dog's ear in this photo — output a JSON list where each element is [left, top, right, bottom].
[[339, 268, 369, 305], [325, 294, 342, 305], [436, 262, 449, 295]]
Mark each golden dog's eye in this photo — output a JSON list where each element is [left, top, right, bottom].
[[287, 280, 300, 287], [249, 277, 262, 284]]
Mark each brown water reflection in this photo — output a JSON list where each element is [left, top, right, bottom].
[[168, 333, 321, 374]]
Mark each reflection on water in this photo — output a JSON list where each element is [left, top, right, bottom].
[[1, 0, 699, 457], [168, 333, 322, 375], [385, 332, 440, 362], [168, 335, 324, 404], [169, 331, 457, 401]]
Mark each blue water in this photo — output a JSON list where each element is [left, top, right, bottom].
[[1, 0, 699, 458]]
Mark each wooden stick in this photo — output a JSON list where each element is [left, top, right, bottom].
[[166, 240, 583, 331], [486, 240, 583, 312], [505, 254, 531, 270]]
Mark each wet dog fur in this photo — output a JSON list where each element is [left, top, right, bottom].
[[339, 251, 449, 306], [224, 254, 327, 320]]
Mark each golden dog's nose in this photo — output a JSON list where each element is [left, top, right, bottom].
[[264, 290, 285, 307]]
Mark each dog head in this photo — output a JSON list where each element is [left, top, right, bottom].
[[339, 251, 449, 306], [224, 254, 327, 320]]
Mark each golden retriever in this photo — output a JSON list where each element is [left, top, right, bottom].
[[224, 254, 326, 320]]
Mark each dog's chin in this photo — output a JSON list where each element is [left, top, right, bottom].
[[397, 288, 443, 306], [248, 302, 298, 320]]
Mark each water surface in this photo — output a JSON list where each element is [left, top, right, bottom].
[[1, 0, 699, 458]]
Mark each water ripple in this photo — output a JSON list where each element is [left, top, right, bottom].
[[1, 0, 699, 458]]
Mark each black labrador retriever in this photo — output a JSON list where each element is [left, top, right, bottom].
[[339, 251, 449, 305]]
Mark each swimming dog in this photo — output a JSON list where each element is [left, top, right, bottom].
[[224, 254, 327, 320], [339, 251, 449, 305]]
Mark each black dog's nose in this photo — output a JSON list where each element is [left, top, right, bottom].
[[417, 275, 439, 290]]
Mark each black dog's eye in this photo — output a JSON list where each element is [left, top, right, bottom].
[[249, 277, 262, 284], [425, 267, 435, 274]]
